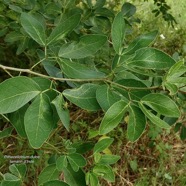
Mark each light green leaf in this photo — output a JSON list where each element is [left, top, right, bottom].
[[9, 164, 26, 179], [58, 34, 107, 59], [128, 48, 176, 69], [8, 104, 28, 138], [111, 12, 125, 54], [127, 105, 146, 142], [58, 59, 105, 79], [63, 84, 100, 111], [52, 94, 70, 131], [98, 154, 120, 165], [43, 180, 69, 186], [56, 155, 68, 171], [99, 100, 128, 134], [93, 164, 115, 182], [89, 173, 99, 186], [20, 12, 46, 46], [141, 93, 180, 117], [47, 14, 81, 45], [164, 82, 178, 95], [38, 164, 60, 185], [139, 103, 171, 129], [96, 84, 121, 112], [67, 153, 87, 172], [123, 30, 158, 55], [24, 94, 54, 148], [4, 173, 20, 181], [0, 76, 41, 114], [62, 164, 86, 186], [93, 138, 114, 154]]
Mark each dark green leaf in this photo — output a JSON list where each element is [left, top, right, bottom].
[[93, 138, 114, 154], [0, 127, 13, 139], [123, 31, 158, 55], [0, 77, 41, 114], [52, 94, 70, 131], [180, 126, 186, 140], [58, 59, 105, 79], [20, 13, 46, 46], [56, 155, 68, 171], [139, 103, 171, 129], [9, 164, 26, 179], [98, 154, 120, 165], [59, 34, 107, 59], [44, 180, 69, 186], [38, 164, 60, 185], [141, 93, 180, 117], [128, 48, 176, 69], [63, 84, 100, 111], [47, 14, 81, 45], [122, 2, 136, 17], [96, 84, 121, 111], [99, 100, 128, 134], [24, 94, 54, 148], [127, 105, 146, 142], [62, 164, 86, 186], [111, 12, 125, 54]]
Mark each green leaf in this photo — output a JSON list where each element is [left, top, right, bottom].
[[0, 76, 41, 114], [180, 126, 186, 140], [89, 173, 99, 186], [58, 34, 107, 59], [141, 93, 180, 117], [96, 84, 121, 112], [127, 48, 176, 69], [1, 180, 22, 186], [67, 153, 87, 172], [4, 173, 20, 181], [122, 2, 136, 17], [93, 164, 115, 182], [127, 105, 146, 142], [164, 82, 178, 95], [139, 103, 171, 129], [58, 59, 105, 79], [56, 155, 68, 171], [63, 84, 100, 111], [24, 94, 54, 148], [123, 31, 158, 55], [111, 12, 125, 54], [94, 0, 106, 9], [47, 14, 81, 45], [20, 13, 46, 46], [99, 100, 128, 134], [38, 164, 60, 185], [62, 164, 86, 186], [8, 104, 28, 138], [93, 138, 114, 154], [52, 94, 70, 131], [9, 164, 26, 179], [0, 127, 13, 139], [98, 155, 120, 165], [43, 180, 69, 186]]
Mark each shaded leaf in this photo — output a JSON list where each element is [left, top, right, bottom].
[[56, 155, 68, 171], [0, 127, 13, 139], [43, 180, 69, 186]]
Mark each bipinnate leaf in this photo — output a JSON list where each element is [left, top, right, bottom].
[[38, 164, 60, 185], [123, 30, 158, 55], [128, 48, 176, 69], [139, 103, 171, 129], [58, 59, 105, 79], [24, 94, 54, 149], [47, 14, 81, 45], [96, 84, 121, 111], [52, 94, 70, 131], [127, 105, 146, 142], [93, 164, 115, 182], [99, 100, 128, 134], [111, 12, 125, 54], [0, 76, 41, 114], [20, 13, 46, 46], [93, 138, 114, 154], [141, 93, 180, 117], [63, 84, 100, 111], [58, 34, 107, 59]]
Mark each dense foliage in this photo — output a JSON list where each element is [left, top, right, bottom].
[[0, 0, 186, 185]]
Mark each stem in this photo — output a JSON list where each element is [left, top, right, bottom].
[[30, 58, 46, 70]]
